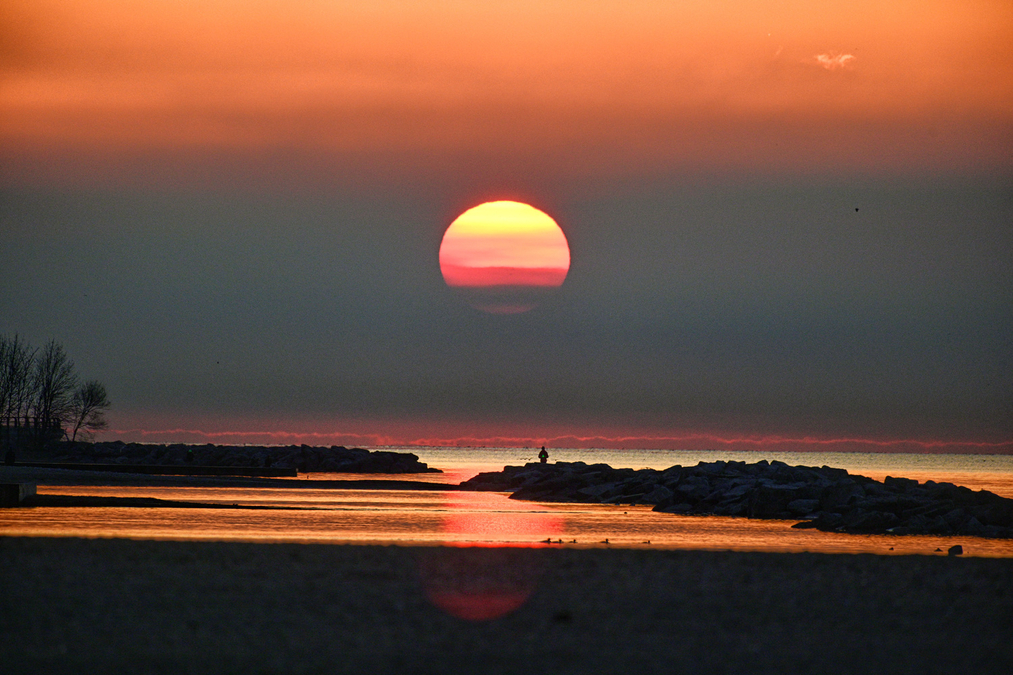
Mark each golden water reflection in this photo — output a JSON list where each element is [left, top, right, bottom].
[[418, 492, 562, 621], [1, 486, 1010, 558]]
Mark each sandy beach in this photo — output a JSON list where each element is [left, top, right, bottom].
[[2, 536, 1011, 675], [3, 463, 1013, 673]]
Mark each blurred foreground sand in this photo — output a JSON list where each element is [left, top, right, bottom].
[[1, 537, 1011, 674]]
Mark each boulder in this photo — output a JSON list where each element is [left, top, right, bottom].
[[641, 485, 675, 505], [577, 483, 620, 500], [655, 502, 693, 514], [819, 480, 865, 511], [842, 509, 899, 531], [748, 485, 803, 519], [674, 477, 711, 503], [458, 458, 1013, 539], [787, 499, 821, 517]]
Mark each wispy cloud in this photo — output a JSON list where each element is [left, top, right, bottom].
[[815, 53, 856, 70]]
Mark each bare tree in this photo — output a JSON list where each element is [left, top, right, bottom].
[[31, 339, 78, 445], [0, 336, 9, 427], [0, 335, 36, 433], [69, 380, 111, 442], [2, 335, 110, 451]]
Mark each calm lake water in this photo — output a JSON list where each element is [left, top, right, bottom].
[[3, 448, 1012, 558], [391, 446, 1013, 496]]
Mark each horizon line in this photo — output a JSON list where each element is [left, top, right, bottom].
[[103, 427, 1013, 454]]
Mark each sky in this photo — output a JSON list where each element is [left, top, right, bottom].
[[1, 0, 1011, 452]]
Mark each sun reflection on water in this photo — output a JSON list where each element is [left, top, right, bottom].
[[2, 485, 1011, 559]]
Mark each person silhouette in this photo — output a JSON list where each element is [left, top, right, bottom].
[[538, 446, 549, 463]]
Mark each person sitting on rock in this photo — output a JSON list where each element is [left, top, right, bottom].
[[538, 447, 549, 463]]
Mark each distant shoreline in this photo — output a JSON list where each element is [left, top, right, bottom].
[[0, 464, 455, 490], [14, 440, 440, 474]]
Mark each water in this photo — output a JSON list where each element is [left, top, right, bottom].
[[2, 448, 1012, 557], [386, 446, 1013, 496]]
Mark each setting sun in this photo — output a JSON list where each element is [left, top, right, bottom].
[[439, 201, 570, 314]]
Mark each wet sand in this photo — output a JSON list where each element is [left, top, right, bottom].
[[1, 537, 1011, 674]]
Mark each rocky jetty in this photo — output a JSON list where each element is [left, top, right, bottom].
[[46, 441, 440, 474], [460, 459, 1013, 538]]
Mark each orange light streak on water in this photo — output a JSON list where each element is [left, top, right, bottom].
[[4, 487, 1011, 558]]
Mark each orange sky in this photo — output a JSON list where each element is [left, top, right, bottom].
[[2, 0, 1011, 186], [2, 1, 1010, 452]]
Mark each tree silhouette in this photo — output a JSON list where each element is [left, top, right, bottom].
[[1, 335, 110, 451], [0, 335, 36, 428], [69, 381, 111, 442], [31, 340, 78, 443]]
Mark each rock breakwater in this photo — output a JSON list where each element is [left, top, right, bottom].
[[460, 460, 1013, 538], [47, 442, 440, 474]]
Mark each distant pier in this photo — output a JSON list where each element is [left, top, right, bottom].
[[12, 463, 298, 478]]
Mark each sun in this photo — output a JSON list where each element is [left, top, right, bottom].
[[439, 201, 570, 314]]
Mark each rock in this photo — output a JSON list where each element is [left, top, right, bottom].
[[819, 480, 865, 511], [787, 499, 821, 517], [842, 509, 899, 531], [928, 516, 954, 534], [674, 477, 712, 503], [718, 481, 757, 500], [577, 483, 620, 500], [811, 512, 844, 530], [860, 495, 928, 515], [884, 475, 920, 491], [947, 545, 963, 556], [655, 502, 693, 514], [942, 508, 969, 531], [697, 461, 728, 475], [458, 458, 1013, 539], [641, 485, 674, 505], [713, 500, 748, 517], [748, 485, 803, 519], [960, 517, 986, 536]]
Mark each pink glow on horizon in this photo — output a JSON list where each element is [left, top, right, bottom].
[[103, 423, 1013, 455]]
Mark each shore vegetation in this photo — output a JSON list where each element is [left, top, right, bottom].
[[0, 334, 110, 453]]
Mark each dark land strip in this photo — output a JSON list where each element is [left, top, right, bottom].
[[0, 465, 456, 490], [14, 461, 298, 477], [19, 494, 314, 510], [6, 455, 1013, 543], [26, 441, 441, 473]]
